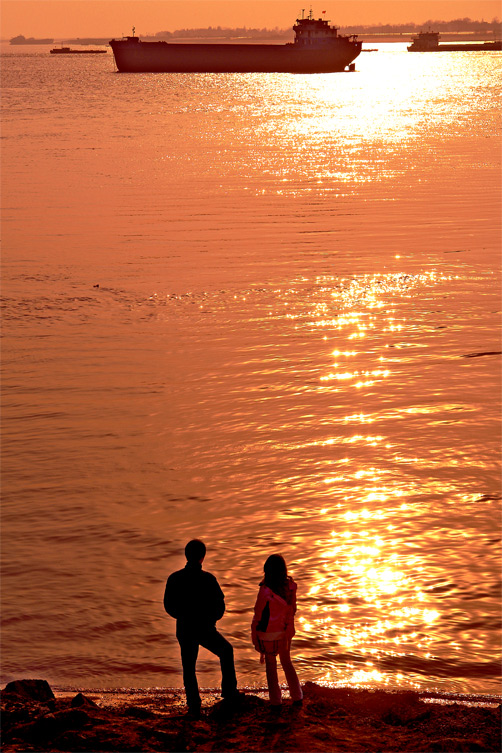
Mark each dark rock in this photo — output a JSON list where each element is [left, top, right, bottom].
[[312, 728, 332, 740], [382, 703, 431, 727], [189, 720, 212, 744], [148, 728, 184, 745], [9, 707, 90, 744], [241, 693, 267, 709], [3, 679, 55, 702], [307, 697, 345, 717], [122, 705, 156, 719], [52, 730, 90, 750], [303, 681, 326, 697], [425, 738, 492, 752], [207, 692, 264, 718], [71, 693, 99, 709]]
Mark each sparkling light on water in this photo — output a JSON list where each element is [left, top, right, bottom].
[[1, 44, 500, 693]]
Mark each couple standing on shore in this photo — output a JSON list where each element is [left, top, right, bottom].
[[163, 539, 303, 717]]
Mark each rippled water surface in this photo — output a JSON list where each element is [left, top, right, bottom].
[[1, 43, 501, 695]]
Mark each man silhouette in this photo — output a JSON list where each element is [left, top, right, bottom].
[[163, 539, 239, 717]]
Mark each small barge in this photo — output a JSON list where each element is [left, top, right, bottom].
[[407, 30, 501, 51], [50, 47, 107, 54]]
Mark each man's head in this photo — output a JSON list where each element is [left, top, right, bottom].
[[185, 539, 206, 563]]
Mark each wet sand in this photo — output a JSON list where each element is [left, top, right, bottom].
[[2, 679, 500, 752]]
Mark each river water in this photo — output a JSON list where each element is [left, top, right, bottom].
[[1, 41, 501, 696]]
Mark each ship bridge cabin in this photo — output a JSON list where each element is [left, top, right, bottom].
[[293, 13, 343, 46], [407, 30, 440, 51]]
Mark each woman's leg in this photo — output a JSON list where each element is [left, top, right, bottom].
[[278, 641, 303, 702], [263, 646, 282, 705]]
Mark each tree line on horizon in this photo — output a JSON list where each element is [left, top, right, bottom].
[[148, 26, 291, 40], [147, 17, 501, 39], [9, 16, 501, 45], [342, 16, 501, 34]]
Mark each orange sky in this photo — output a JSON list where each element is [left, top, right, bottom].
[[1, 0, 500, 38]]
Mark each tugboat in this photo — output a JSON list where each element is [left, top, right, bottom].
[[110, 11, 362, 73], [408, 29, 501, 51]]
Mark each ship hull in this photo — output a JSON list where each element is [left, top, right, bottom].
[[109, 40, 362, 73], [408, 41, 501, 51]]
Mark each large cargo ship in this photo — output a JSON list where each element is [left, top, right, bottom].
[[408, 30, 502, 52], [109, 13, 362, 73]]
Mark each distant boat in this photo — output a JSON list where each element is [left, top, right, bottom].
[[407, 30, 502, 52], [50, 47, 107, 54], [110, 12, 362, 73], [10, 34, 53, 45]]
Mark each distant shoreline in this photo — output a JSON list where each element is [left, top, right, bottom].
[[3, 32, 501, 46], [6, 17, 502, 46]]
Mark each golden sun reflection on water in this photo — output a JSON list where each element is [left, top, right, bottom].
[[253, 59, 450, 189], [276, 269, 482, 690], [299, 517, 444, 690]]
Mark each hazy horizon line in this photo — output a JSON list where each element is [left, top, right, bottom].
[[5, 15, 501, 40]]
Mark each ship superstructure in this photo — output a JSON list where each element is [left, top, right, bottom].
[[293, 14, 346, 46]]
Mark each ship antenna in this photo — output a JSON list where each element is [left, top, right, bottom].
[[301, 8, 305, 19], [132, 26, 135, 37]]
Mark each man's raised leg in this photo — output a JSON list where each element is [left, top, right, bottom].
[[199, 628, 238, 700]]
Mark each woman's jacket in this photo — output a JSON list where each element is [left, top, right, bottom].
[[251, 577, 297, 645]]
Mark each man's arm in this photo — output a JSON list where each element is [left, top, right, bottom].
[[210, 575, 226, 622], [163, 573, 179, 619]]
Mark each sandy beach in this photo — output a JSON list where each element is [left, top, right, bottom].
[[2, 679, 501, 752]]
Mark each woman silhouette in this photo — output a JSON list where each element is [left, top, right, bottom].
[[251, 554, 303, 708]]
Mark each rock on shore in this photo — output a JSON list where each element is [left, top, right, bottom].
[[1, 678, 501, 752]]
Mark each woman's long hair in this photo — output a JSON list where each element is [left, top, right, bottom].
[[263, 554, 291, 602]]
